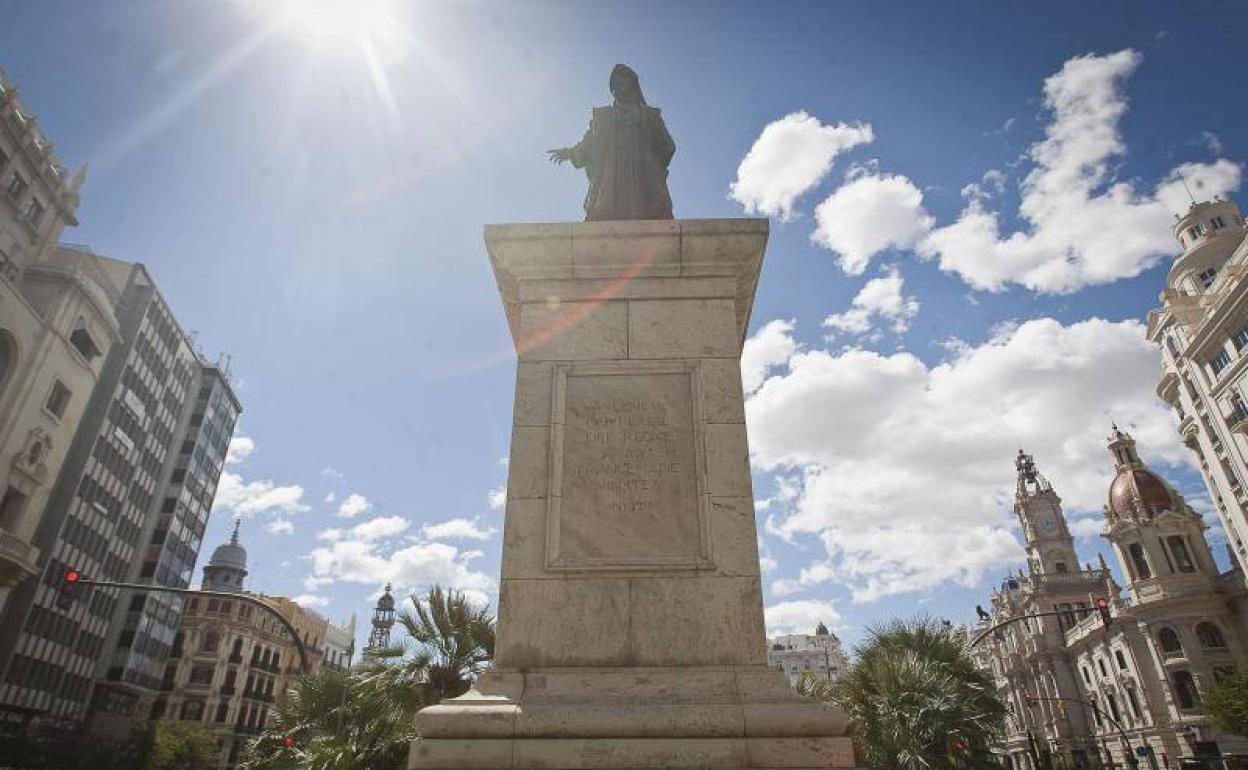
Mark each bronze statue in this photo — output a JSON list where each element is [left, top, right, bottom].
[[548, 64, 675, 221]]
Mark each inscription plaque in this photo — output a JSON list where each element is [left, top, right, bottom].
[[547, 362, 710, 570]]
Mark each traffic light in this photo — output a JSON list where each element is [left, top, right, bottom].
[[282, 737, 295, 749], [1096, 597, 1113, 627], [55, 568, 81, 611]]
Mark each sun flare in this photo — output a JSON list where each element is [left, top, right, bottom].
[[266, 0, 408, 55]]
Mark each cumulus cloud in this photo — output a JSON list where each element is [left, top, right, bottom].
[[730, 112, 873, 220], [745, 316, 1186, 602], [225, 436, 255, 464], [765, 599, 843, 637], [265, 518, 294, 535], [1069, 517, 1104, 539], [917, 49, 1241, 293], [306, 534, 494, 597], [348, 515, 411, 541], [291, 593, 331, 608], [214, 473, 310, 519], [488, 486, 506, 510], [812, 172, 933, 275], [337, 492, 371, 519], [823, 266, 920, 337], [741, 319, 799, 394], [421, 517, 498, 541]]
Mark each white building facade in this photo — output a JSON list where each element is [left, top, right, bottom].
[[1147, 196, 1248, 577], [767, 622, 848, 687], [975, 438, 1248, 769]]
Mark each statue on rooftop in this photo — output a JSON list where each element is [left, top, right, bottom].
[[548, 64, 675, 221]]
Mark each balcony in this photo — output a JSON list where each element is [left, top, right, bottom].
[[0, 526, 39, 589], [1160, 649, 1187, 664], [1229, 406, 1248, 435]]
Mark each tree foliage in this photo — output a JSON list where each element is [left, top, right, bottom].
[[240, 585, 495, 770], [1205, 669, 1248, 738], [800, 617, 1005, 769], [145, 722, 220, 770]]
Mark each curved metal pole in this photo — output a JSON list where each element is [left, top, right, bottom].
[[1025, 695, 1140, 769], [75, 579, 311, 674]]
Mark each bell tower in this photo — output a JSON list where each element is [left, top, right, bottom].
[[1014, 450, 1079, 575]]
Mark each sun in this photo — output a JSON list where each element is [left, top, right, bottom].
[[264, 0, 409, 56]]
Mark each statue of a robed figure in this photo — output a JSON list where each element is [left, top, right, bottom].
[[549, 64, 675, 221]]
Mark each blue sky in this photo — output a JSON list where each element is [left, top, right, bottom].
[[4, 1, 1248, 655]]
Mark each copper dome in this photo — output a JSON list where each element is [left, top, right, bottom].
[[1109, 468, 1175, 518]]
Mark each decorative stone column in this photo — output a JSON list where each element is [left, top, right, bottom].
[[410, 219, 857, 770]]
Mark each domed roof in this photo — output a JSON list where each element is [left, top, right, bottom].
[[1109, 468, 1175, 518], [814, 621, 829, 636], [208, 520, 247, 570]]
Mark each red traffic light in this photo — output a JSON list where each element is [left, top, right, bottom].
[[64, 570, 80, 583], [282, 737, 295, 748], [952, 741, 968, 751]]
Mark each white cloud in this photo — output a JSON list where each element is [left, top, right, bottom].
[[305, 535, 494, 596], [421, 517, 498, 541], [1069, 517, 1104, 539], [317, 528, 344, 542], [213, 472, 310, 519], [325, 491, 337, 503], [917, 50, 1241, 293], [729, 112, 873, 220], [823, 266, 920, 337], [741, 319, 798, 394], [812, 172, 933, 275], [322, 467, 345, 480], [488, 485, 506, 510], [265, 518, 294, 535], [765, 599, 843, 637], [349, 515, 411, 541], [745, 315, 1187, 603], [291, 593, 331, 608], [225, 436, 255, 464], [337, 492, 371, 519]]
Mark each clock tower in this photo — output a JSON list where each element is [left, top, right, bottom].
[[1015, 450, 1080, 575]]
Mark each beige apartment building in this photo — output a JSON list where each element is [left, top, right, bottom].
[[0, 69, 121, 614], [1147, 196, 1248, 577], [157, 525, 352, 769], [767, 622, 849, 687]]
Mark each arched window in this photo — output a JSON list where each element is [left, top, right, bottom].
[[231, 637, 243, 659], [180, 699, 204, 721], [1158, 627, 1183, 656], [1172, 670, 1200, 710], [1167, 536, 1196, 573], [1128, 543, 1152, 579], [1196, 622, 1228, 649]]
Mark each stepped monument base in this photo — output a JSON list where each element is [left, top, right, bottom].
[[410, 219, 857, 769]]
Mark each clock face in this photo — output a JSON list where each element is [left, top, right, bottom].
[[1040, 517, 1058, 533]]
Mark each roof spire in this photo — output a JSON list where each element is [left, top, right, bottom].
[[230, 518, 241, 545]]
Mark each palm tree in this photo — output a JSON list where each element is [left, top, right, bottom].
[[240, 586, 495, 770], [800, 617, 1005, 770]]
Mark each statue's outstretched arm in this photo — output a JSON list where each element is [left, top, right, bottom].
[[548, 120, 593, 168]]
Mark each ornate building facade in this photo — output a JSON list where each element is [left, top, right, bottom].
[[1147, 196, 1248, 578], [0, 69, 120, 617], [974, 435, 1248, 769], [155, 526, 349, 769], [767, 622, 849, 687]]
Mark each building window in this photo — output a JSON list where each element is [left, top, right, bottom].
[[1114, 650, 1128, 670], [1211, 215, 1228, 231], [1096, 658, 1108, 677], [1189, 223, 1206, 241], [1196, 622, 1228, 650], [1126, 688, 1142, 719], [1054, 562, 1068, 573], [0, 487, 29, 532], [180, 699, 204, 721], [199, 631, 219, 653], [1081, 666, 1091, 684], [1234, 327, 1248, 352], [1128, 543, 1151, 579], [69, 328, 101, 362], [1167, 536, 1196, 573], [1105, 692, 1121, 722], [1172, 670, 1200, 710], [1199, 267, 1219, 288], [189, 665, 213, 685], [1211, 349, 1233, 377], [1158, 627, 1183, 657], [45, 380, 71, 419], [22, 198, 43, 226], [5, 173, 26, 199]]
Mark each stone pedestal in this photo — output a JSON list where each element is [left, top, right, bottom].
[[410, 219, 858, 769]]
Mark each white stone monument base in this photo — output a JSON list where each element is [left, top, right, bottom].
[[411, 667, 856, 769]]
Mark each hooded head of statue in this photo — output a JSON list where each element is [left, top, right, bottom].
[[609, 64, 644, 105]]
